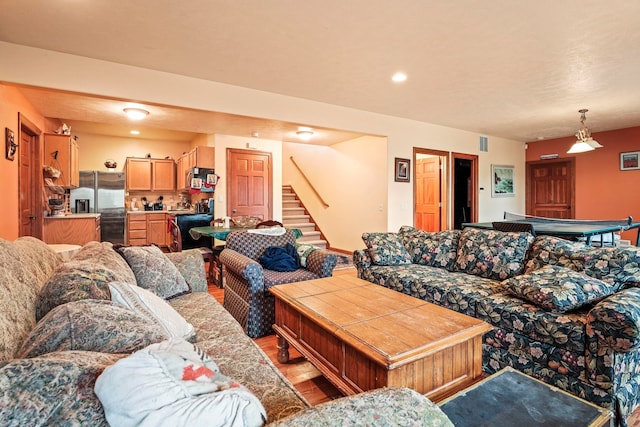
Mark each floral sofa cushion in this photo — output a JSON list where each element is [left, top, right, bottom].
[[164, 249, 209, 293], [580, 246, 640, 289], [118, 245, 191, 299], [373, 264, 503, 316], [454, 228, 534, 280], [476, 291, 589, 354], [0, 350, 125, 426], [36, 260, 116, 321], [72, 241, 137, 285], [525, 235, 592, 273], [18, 299, 168, 358], [503, 265, 618, 313], [361, 232, 412, 266], [398, 226, 460, 270]]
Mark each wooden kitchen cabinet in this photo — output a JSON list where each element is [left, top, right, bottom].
[[44, 133, 80, 188], [126, 214, 147, 246], [126, 213, 170, 247], [125, 158, 176, 191], [176, 146, 214, 190], [44, 214, 100, 245], [152, 159, 176, 192]]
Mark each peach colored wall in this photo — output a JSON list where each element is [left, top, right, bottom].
[[526, 126, 640, 242], [283, 137, 388, 251], [0, 84, 50, 240], [72, 132, 191, 171]]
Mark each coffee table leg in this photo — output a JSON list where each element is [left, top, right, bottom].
[[277, 335, 290, 363]]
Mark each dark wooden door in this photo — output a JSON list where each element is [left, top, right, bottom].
[[227, 149, 272, 220], [19, 115, 42, 238], [415, 156, 441, 231], [526, 159, 575, 219]]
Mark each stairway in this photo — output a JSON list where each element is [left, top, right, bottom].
[[282, 185, 328, 249]]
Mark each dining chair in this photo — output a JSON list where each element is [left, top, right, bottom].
[[168, 218, 218, 286], [255, 220, 283, 228]]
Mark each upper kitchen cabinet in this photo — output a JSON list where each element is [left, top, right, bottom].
[[44, 133, 80, 188], [176, 146, 214, 190], [125, 157, 176, 192]]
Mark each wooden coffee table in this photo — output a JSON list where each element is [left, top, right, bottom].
[[270, 275, 492, 401]]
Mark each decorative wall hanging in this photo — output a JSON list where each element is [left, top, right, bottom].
[[620, 151, 640, 171], [491, 165, 515, 197], [5, 128, 17, 161], [394, 158, 410, 182]]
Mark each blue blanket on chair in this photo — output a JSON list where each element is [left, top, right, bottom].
[[259, 243, 300, 272]]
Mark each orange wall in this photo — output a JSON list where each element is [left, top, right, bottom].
[[526, 126, 640, 242], [0, 84, 52, 240]]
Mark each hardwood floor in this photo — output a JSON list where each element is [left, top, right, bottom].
[[207, 267, 355, 405]]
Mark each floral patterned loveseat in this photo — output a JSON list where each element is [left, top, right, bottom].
[[354, 226, 640, 426], [0, 236, 453, 426]]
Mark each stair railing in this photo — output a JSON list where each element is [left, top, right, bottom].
[[289, 156, 330, 208]]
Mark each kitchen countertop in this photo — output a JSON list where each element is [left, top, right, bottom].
[[44, 213, 101, 219]]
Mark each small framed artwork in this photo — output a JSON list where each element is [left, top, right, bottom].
[[620, 151, 640, 171], [491, 165, 515, 197], [394, 158, 410, 182], [5, 128, 17, 161]]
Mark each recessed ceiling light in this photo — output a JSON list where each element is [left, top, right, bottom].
[[391, 72, 407, 82], [123, 108, 149, 120], [537, 136, 545, 140], [130, 130, 140, 135]]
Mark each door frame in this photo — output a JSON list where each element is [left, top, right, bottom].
[[18, 113, 43, 238], [452, 152, 479, 225], [413, 147, 448, 230]]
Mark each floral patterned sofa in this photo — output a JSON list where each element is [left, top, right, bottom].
[[0, 236, 453, 426], [354, 226, 640, 426]]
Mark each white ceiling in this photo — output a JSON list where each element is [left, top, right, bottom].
[[2, 1, 640, 143]]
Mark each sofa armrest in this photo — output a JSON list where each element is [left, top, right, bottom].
[[219, 248, 265, 293], [305, 249, 337, 277], [587, 287, 640, 352], [268, 387, 453, 426], [353, 249, 371, 270], [164, 249, 208, 292]]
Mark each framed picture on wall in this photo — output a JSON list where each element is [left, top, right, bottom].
[[491, 165, 515, 197], [620, 151, 640, 171], [394, 158, 410, 182]]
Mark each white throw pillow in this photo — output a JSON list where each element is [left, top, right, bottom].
[[109, 282, 195, 342], [94, 338, 266, 427]]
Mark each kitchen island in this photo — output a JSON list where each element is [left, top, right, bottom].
[[43, 213, 101, 246]]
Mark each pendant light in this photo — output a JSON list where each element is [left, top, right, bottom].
[[567, 109, 603, 153]]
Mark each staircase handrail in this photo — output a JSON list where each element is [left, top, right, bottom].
[[289, 156, 330, 208]]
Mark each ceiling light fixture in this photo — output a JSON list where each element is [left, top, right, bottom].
[[296, 127, 314, 141], [392, 72, 407, 82], [567, 109, 603, 154], [130, 130, 140, 135], [123, 108, 149, 121]]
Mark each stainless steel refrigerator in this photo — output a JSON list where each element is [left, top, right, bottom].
[[70, 171, 126, 244]]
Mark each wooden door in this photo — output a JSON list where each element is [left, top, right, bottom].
[[227, 149, 272, 220], [415, 156, 441, 231], [526, 159, 575, 218], [19, 114, 42, 238]]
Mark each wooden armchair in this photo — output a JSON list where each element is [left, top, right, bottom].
[[219, 229, 337, 338]]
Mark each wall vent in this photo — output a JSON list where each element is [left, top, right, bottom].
[[479, 136, 489, 152]]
